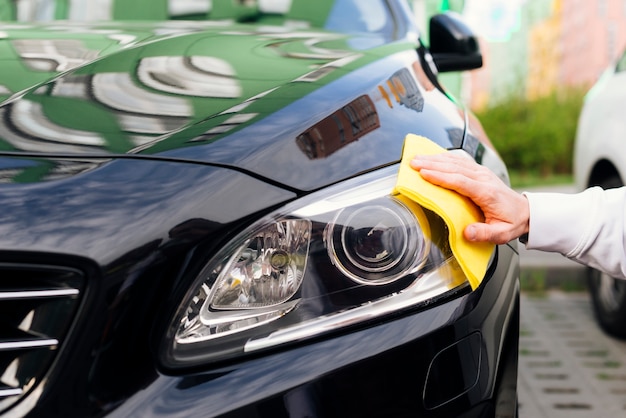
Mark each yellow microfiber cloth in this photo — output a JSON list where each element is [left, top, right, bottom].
[[392, 134, 495, 290]]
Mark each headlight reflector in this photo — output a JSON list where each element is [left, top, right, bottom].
[[210, 219, 311, 310]]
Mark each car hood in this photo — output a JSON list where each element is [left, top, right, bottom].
[[0, 21, 466, 191]]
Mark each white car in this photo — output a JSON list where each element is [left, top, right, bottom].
[[573, 51, 626, 338]]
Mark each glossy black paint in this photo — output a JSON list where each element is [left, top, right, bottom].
[[429, 12, 483, 72], [157, 50, 467, 191], [0, 23, 466, 192], [0, 2, 518, 417], [0, 157, 295, 260]]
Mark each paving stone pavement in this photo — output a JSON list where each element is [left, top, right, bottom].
[[518, 291, 626, 417]]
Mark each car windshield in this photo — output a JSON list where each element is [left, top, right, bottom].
[[4, 0, 395, 37]]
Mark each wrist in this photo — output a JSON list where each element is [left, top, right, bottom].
[[518, 193, 530, 242]]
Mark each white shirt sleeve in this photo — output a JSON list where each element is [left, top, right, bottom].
[[523, 186, 626, 280]]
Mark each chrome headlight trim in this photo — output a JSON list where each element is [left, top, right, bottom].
[[244, 257, 468, 352]]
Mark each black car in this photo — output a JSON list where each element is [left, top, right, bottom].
[[0, 1, 519, 417]]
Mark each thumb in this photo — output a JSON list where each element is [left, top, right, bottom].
[[464, 223, 510, 245]]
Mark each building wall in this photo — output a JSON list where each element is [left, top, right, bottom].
[[526, 0, 561, 100], [560, 0, 626, 88]]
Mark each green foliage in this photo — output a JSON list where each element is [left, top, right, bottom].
[[508, 171, 572, 189], [520, 269, 546, 294], [475, 88, 587, 178]]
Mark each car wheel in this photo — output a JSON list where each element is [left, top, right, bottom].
[[587, 175, 626, 339], [588, 268, 626, 338]]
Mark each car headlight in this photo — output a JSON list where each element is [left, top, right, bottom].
[[161, 166, 471, 368]]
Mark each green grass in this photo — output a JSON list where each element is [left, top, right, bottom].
[[520, 268, 587, 293], [520, 269, 547, 295]]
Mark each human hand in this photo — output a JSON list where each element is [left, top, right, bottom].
[[410, 152, 529, 244]]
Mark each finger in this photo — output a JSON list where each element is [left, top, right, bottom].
[[418, 168, 481, 199], [413, 152, 473, 164], [411, 153, 468, 171], [411, 154, 489, 181], [464, 223, 512, 245]]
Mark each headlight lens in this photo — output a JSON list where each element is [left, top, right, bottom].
[[162, 167, 473, 368], [327, 199, 429, 285]]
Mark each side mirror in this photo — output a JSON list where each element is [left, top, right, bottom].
[[429, 11, 482, 72]]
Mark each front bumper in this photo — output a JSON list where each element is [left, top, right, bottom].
[[108, 243, 519, 418]]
